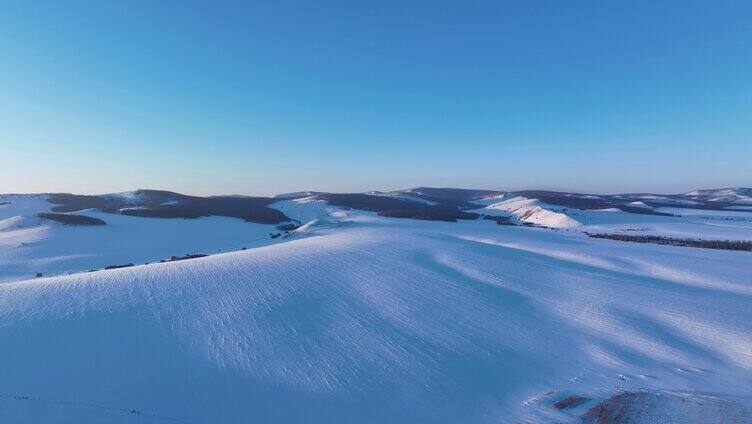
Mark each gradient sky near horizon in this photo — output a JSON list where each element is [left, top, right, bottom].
[[2, 1, 750, 196]]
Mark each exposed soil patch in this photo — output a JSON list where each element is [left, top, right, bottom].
[[553, 395, 588, 410], [581, 390, 752, 424]]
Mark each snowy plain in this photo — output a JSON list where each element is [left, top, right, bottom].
[[0, 193, 751, 422], [470, 196, 752, 241], [0, 194, 284, 283]]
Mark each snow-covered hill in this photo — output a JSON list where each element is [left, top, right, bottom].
[[467, 192, 752, 240], [1, 209, 751, 423], [1, 188, 752, 422], [365, 189, 439, 205], [0, 194, 286, 283], [4, 187, 752, 283], [472, 196, 582, 229], [683, 188, 752, 205]]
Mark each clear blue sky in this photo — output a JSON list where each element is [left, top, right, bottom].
[[1, 1, 750, 196]]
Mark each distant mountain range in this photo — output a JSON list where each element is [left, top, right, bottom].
[[32, 187, 752, 225]]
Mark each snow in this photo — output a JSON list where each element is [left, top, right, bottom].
[[0, 195, 283, 283], [273, 191, 320, 199], [655, 207, 752, 218], [117, 206, 150, 212], [683, 188, 752, 205], [0, 215, 40, 232], [574, 207, 752, 241], [714, 197, 752, 205], [635, 196, 698, 206], [0, 194, 51, 219], [627, 201, 653, 209], [473, 196, 581, 229], [269, 197, 378, 236], [1, 193, 751, 422], [471, 193, 506, 206], [102, 191, 141, 202], [367, 190, 439, 205], [531, 389, 752, 423], [271, 196, 354, 225]]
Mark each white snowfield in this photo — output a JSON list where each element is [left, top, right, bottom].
[[0, 195, 285, 283], [473, 196, 582, 229], [684, 188, 752, 205], [470, 196, 752, 240], [1, 193, 752, 423]]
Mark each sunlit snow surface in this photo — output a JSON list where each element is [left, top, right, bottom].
[[0, 195, 751, 423]]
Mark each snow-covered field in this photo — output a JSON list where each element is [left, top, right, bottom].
[[1, 194, 751, 422], [0, 195, 284, 283], [471, 196, 752, 241]]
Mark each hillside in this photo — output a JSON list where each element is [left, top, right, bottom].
[[1, 197, 752, 422]]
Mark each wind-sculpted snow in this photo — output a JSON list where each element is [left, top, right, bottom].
[[1, 215, 751, 423]]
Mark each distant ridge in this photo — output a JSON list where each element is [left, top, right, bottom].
[[5, 186, 750, 226]]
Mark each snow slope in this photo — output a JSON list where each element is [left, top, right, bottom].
[[0, 195, 282, 282], [1, 209, 751, 423], [627, 201, 653, 209], [577, 207, 752, 241], [5, 191, 752, 286], [366, 190, 439, 205], [269, 195, 355, 225], [683, 188, 752, 205], [472, 192, 506, 206], [467, 194, 752, 241], [473, 196, 582, 229]]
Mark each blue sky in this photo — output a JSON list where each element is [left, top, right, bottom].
[[1, 1, 750, 196]]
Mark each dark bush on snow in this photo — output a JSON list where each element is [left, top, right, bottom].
[[37, 213, 106, 226], [377, 210, 480, 222], [588, 233, 752, 251], [159, 254, 207, 263], [482, 215, 516, 225], [48, 191, 289, 224], [104, 263, 134, 270], [119, 196, 287, 224]]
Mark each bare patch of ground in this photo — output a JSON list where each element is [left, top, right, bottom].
[[554, 395, 589, 410], [580, 390, 752, 424]]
